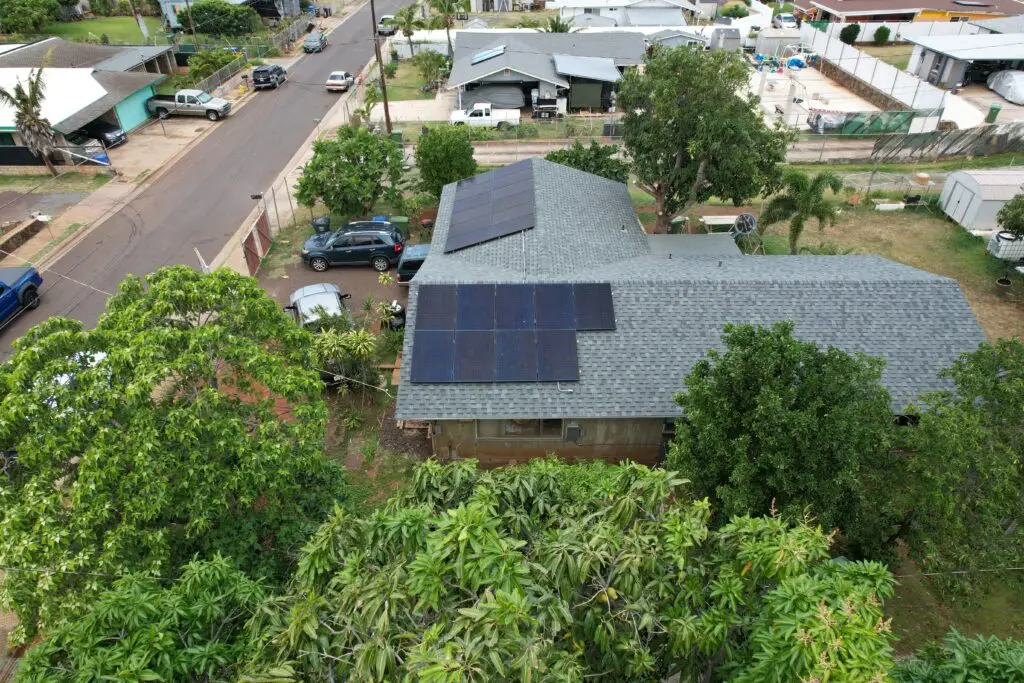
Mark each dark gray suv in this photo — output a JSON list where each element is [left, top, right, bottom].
[[301, 226, 406, 272], [252, 64, 287, 89]]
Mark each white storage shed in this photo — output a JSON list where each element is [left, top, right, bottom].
[[939, 168, 1024, 233]]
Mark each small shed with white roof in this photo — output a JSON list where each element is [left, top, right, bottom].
[[939, 168, 1024, 233]]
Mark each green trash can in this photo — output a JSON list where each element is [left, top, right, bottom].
[[390, 215, 410, 238], [389, 130, 404, 145], [986, 103, 1002, 124]]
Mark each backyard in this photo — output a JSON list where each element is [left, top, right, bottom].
[[861, 44, 915, 71], [386, 62, 435, 101], [464, 9, 557, 27], [44, 16, 167, 44]]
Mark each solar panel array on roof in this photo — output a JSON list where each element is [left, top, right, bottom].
[[444, 161, 536, 253], [410, 283, 615, 383], [471, 44, 506, 65]]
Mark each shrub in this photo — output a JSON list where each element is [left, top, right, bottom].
[[415, 125, 476, 197], [872, 25, 890, 45], [189, 0, 260, 36], [468, 126, 499, 141], [839, 23, 861, 45], [515, 123, 539, 138], [383, 60, 398, 78], [996, 193, 1024, 239], [390, 47, 399, 62], [722, 3, 748, 17]]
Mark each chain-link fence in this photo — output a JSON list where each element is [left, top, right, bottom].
[[191, 55, 248, 94]]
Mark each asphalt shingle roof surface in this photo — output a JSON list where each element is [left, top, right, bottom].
[[395, 159, 987, 420]]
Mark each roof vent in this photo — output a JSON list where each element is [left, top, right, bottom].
[[471, 45, 506, 65]]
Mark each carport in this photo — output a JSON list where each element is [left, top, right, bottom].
[[551, 54, 621, 109], [907, 34, 1024, 89]]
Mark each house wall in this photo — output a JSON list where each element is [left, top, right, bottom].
[[114, 85, 157, 132], [917, 9, 1006, 21], [431, 417, 666, 467]]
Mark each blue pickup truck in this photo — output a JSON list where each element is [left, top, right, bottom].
[[0, 266, 42, 327]]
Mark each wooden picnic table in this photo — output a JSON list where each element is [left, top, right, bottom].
[[699, 215, 740, 233]]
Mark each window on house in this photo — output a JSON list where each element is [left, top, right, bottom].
[[477, 419, 563, 439], [949, 15, 970, 21], [0, 133, 15, 146], [583, 7, 596, 13]]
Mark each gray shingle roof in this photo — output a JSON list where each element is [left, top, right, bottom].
[[646, 233, 741, 257], [54, 70, 163, 133], [395, 162, 987, 421], [448, 32, 646, 89], [0, 38, 171, 71], [92, 45, 174, 72]]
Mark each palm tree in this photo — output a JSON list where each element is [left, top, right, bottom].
[[759, 170, 843, 254], [429, 0, 469, 58], [541, 15, 573, 32], [394, 5, 425, 58], [0, 68, 58, 176]]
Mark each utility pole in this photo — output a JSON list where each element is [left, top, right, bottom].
[[368, 0, 393, 134], [184, 0, 200, 46]]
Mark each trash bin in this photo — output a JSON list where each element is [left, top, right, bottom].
[[390, 216, 410, 237], [389, 131, 403, 145], [986, 103, 1002, 124]]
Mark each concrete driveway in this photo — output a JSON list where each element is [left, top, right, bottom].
[[0, 0, 413, 359]]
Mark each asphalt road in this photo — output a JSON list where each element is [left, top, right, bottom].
[[0, 0, 407, 359]]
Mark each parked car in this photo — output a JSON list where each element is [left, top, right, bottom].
[[76, 119, 126, 148], [303, 31, 328, 53], [987, 70, 1024, 105], [311, 216, 395, 235], [450, 102, 521, 128], [302, 225, 405, 272], [377, 15, 397, 35], [284, 283, 352, 330], [773, 13, 798, 28], [397, 244, 429, 284], [325, 70, 354, 92], [0, 266, 42, 328], [252, 64, 287, 89], [146, 89, 232, 121]]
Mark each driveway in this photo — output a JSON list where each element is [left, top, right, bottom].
[[0, 0, 411, 359]]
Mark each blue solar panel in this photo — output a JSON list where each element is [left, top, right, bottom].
[[496, 330, 537, 381], [536, 329, 579, 381], [416, 285, 456, 330], [410, 330, 455, 382], [454, 331, 496, 382], [573, 283, 615, 331], [456, 284, 495, 330], [495, 284, 534, 330], [534, 284, 575, 330]]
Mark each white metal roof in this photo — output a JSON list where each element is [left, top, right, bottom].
[[906, 33, 1024, 61], [950, 168, 1024, 201], [553, 54, 622, 81], [0, 68, 106, 132], [0, 45, 25, 56]]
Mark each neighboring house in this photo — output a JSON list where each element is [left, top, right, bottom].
[[0, 38, 174, 76], [905, 33, 1024, 87], [647, 27, 707, 47], [448, 31, 646, 109], [792, 0, 1022, 23], [159, 0, 299, 28], [394, 158, 987, 467], [548, 0, 697, 26], [972, 15, 1024, 33], [570, 13, 620, 27], [939, 168, 1024, 233]]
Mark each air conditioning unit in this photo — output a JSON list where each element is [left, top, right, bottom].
[[564, 424, 582, 442], [988, 231, 1024, 261]]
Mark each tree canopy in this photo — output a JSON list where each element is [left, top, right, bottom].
[[0, 267, 346, 644], [246, 458, 897, 681], [997, 193, 1024, 239], [416, 124, 477, 197], [666, 322, 896, 558], [0, 0, 59, 33], [545, 140, 630, 184], [892, 629, 1024, 681], [759, 170, 843, 254], [295, 126, 405, 218], [189, 0, 261, 35], [619, 46, 789, 232], [0, 67, 59, 175]]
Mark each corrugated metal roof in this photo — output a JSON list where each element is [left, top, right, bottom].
[[971, 15, 1024, 34], [906, 34, 1024, 61], [553, 54, 622, 82], [949, 168, 1024, 201]]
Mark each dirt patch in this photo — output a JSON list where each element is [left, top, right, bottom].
[[379, 402, 432, 460], [0, 190, 88, 225]]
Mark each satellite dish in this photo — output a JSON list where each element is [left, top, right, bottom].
[[732, 213, 757, 236]]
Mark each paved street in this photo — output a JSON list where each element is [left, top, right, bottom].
[[0, 0, 408, 359]]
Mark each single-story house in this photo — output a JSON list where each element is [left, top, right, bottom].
[[394, 158, 987, 466], [940, 167, 1024, 233], [448, 31, 647, 110], [570, 13, 621, 28], [0, 38, 175, 76], [647, 27, 707, 47], [906, 33, 1024, 87], [547, 0, 697, 26], [793, 0, 1021, 23]]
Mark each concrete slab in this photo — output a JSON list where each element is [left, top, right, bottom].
[[957, 84, 1024, 124], [107, 118, 216, 181], [752, 67, 878, 131], [370, 89, 455, 124]]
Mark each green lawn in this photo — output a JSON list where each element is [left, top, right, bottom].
[[385, 62, 435, 101], [44, 16, 168, 44], [861, 44, 915, 71], [788, 152, 1024, 175]]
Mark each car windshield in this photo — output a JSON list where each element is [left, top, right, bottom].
[[197, 92, 212, 103], [306, 35, 321, 43], [330, 72, 345, 79], [779, 13, 795, 21]]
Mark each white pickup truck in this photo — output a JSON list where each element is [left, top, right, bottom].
[[449, 102, 521, 129]]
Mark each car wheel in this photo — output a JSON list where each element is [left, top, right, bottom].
[[371, 256, 390, 272], [156, 107, 169, 119], [206, 110, 220, 121], [20, 287, 40, 310], [310, 256, 330, 272]]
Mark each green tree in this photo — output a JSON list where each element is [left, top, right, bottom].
[[722, 3, 748, 17], [758, 169, 843, 254], [541, 14, 573, 31], [185, 48, 240, 81], [545, 140, 629, 183], [997, 192, 1024, 239], [667, 322, 896, 558], [14, 555, 265, 682], [394, 4, 425, 57], [429, 0, 468, 58], [410, 49, 446, 86], [246, 458, 897, 681], [872, 25, 891, 46], [0, 267, 346, 644], [0, 0, 59, 32], [314, 327, 382, 394], [620, 46, 789, 232], [189, 0, 260, 35], [415, 124, 477, 197], [295, 126, 405, 217], [893, 630, 1024, 681], [839, 23, 861, 45], [0, 67, 59, 175]]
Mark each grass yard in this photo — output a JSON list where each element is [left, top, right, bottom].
[[386, 62, 435, 101], [0, 172, 111, 194], [788, 152, 1024, 175], [44, 16, 167, 44], [861, 44, 915, 71], [465, 9, 558, 27]]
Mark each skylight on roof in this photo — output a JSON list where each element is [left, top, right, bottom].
[[471, 45, 506, 65]]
